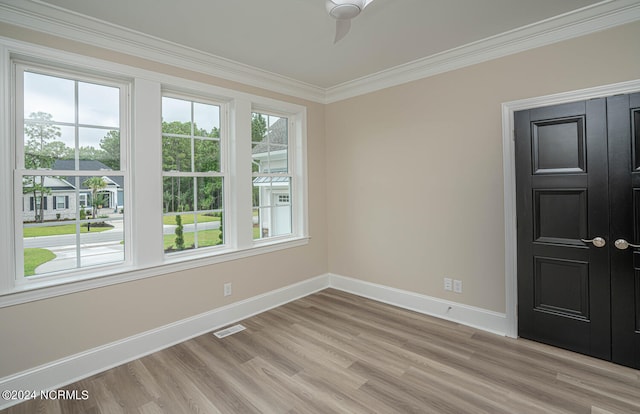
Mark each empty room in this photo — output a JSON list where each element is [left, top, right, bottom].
[[0, 0, 639, 412]]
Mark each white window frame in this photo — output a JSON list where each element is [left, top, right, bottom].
[[0, 39, 308, 307], [12, 59, 131, 289]]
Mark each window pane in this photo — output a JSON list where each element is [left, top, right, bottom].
[[23, 122, 73, 169], [79, 127, 120, 170], [97, 130, 120, 170], [252, 208, 261, 239], [193, 102, 220, 137], [252, 177, 291, 240], [252, 177, 290, 207], [251, 113, 267, 143], [162, 97, 191, 128], [82, 176, 121, 214], [22, 174, 125, 277], [251, 113, 288, 174], [24, 243, 76, 276], [78, 82, 120, 127], [24, 71, 75, 123], [162, 136, 191, 172], [163, 177, 194, 213], [197, 177, 223, 211], [271, 205, 292, 237], [194, 139, 219, 172], [80, 219, 124, 267], [162, 175, 223, 253], [163, 212, 223, 253], [194, 227, 222, 249]]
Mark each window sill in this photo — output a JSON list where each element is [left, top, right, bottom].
[[0, 236, 310, 308]]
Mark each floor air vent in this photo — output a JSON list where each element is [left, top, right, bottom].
[[213, 324, 246, 338]]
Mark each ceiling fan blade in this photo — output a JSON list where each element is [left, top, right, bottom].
[[363, 0, 375, 9], [334, 19, 351, 43]]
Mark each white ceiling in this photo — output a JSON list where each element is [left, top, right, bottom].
[[1, 0, 638, 102], [34, 0, 606, 89]]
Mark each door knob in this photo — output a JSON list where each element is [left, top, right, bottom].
[[614, 239, 640, 250], [581, 237, 606, 248]]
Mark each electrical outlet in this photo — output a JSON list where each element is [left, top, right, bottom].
[[224, 282, 232, 297], [453, 279, 463, 293], [444, 277, 453, 291]]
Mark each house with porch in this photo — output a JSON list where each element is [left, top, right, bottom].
[[54, 159, 124, 214], [21, 160, 124, 222]]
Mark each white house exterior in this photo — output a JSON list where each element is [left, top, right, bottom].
[[22, 176, 77, 221], [252, 118, 291, 238], [21, 160, 124, 223], [55, 159, 124, 213]]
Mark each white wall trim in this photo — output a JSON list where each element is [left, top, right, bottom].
[[0, 273, 330, 410], [501, 78, 640, 339], [328, 273, 508, 336], [0, 0, 639, 104]]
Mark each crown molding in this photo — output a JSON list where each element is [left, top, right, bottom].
[[0, 1, 638, 104], [0, 0, 326, 103], [325, 0, 640, 103]]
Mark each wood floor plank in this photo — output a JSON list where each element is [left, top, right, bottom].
[[2, 288, 639, 414]]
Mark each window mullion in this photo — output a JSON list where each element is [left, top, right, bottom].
[[8, 61, 23, 287], [232, 99, 253, 250], [74, 79, 81, 268], [131, 78, 163, 267]]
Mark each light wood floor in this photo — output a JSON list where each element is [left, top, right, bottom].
[[3, 289, 639, 413]]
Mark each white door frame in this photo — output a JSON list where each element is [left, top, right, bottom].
[[501, 78, 640, 338]]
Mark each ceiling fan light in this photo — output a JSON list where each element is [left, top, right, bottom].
[[329, 3, 361, 19], [326, 0, 368, 20]]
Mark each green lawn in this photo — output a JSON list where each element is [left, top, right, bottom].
[[163, 214, 220, 225], [164, 229, 222, 251], [24, 248, 55, 276], [23, 223, 113, 237]]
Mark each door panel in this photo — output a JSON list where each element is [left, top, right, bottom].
[[533, 189, 587, 244], [516, 98, 611, 361], [532, 116, 586, 174], [533, 256, 590, 319], [608, 93, 640, 368]]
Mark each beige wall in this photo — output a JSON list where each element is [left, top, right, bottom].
[[0, 23, 327, 377], [326, 21, 640, 313]]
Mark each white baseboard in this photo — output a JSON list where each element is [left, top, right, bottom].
[[0, 274, 330, 410], [328, 273, 508, 336], [0, 272, 508, 410]]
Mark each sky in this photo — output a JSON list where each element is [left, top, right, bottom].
[[23, 70, 286, 163], [24, 71, 221, 153]]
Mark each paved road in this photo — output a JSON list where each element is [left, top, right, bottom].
[[27, 219, 221, 274], [24, 220, 221, 248], [36, 242, 125, 274]]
